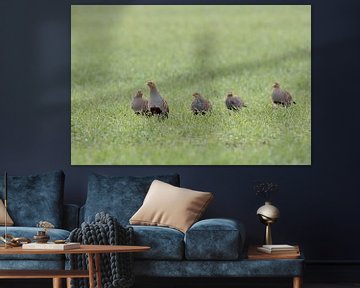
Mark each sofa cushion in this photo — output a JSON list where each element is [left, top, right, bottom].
[[0, 227, 70, 261], [0, 170, 65, 227], [130, 225, 184, 260], [0, 260, 65, 270], [0, 199, 14, 226], [84, 173, 180, 225], [133, 258, 304, 277], [130, 180, 213, 233], [184, 218, 245, 260]]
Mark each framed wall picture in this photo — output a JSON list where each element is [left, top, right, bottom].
[[71, 5, 311, 165]]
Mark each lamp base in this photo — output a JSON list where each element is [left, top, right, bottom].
[[265, 223, 272, 245]]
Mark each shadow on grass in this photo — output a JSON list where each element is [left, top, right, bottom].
[[73, 45, 309, 110], [170, 47, 309, 93]]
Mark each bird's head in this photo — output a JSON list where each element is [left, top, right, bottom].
[[272, 82, 280, 88], [227, 92, 234, 98], [192, 92, 201, 98], [146, 81, 156, 89], [135, 90, 143, 97]]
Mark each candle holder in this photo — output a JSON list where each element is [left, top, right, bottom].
[[33, 230, 50, 243], [33, 220, 54, 243]]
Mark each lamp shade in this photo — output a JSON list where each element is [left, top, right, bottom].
[[256, 201, 280, 221]]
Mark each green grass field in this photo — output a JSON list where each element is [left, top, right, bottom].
[[71, 5, 311, 165]]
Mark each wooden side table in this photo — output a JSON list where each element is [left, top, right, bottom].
[[0, 244, 150, 288], [247, 245, 303, 288]]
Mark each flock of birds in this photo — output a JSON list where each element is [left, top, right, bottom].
[[131, 80, 296, 118]]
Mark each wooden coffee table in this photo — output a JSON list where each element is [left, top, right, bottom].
[[0, 244, 150, 288]]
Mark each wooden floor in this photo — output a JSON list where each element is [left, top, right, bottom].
[[1, 279, 360, 288]]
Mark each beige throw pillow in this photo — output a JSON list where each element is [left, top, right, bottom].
[[0, 199, 14, 226], [130, 180, 213, 233]]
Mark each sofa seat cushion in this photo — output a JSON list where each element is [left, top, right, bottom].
[[134, 258, 304, 277], [184, 218, 245, 260], [0, 227, 70, 261], [84, 173, 180, 226], [130, 225, 184, 260]]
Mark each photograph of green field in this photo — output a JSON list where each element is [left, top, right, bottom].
[[71, 5, 311, 165]]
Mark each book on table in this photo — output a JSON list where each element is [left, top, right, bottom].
[[257, 244, 299, 254], [248, 245, 300, 260], [22, 242, 81, 250]]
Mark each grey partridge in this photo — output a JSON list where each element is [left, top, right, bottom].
[[271, 82, 296, 107], [131, 90, 149, 115], [147, 80, 169, 117], [191, 92, 212, 115], [225, 92, 247, 110]]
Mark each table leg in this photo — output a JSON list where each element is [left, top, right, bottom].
[[66, 277, 72, 288], [52, 277, 62, 288], [88, 253, 95, 288], [95, 253, 102, 288], [293, 276, 302, 288]]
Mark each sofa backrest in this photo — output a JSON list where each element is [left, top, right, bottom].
[[63, 203, 80, 231], [0, 170, 65, 228], [81, 173, 180, 226]]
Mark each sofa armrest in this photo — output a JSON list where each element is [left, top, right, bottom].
[[63, 204, 80, 231], [184, 218, 245, 260]]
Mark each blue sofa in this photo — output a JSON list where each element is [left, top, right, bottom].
[[0, 171, 304, 287], [80, 173, 304, 284]]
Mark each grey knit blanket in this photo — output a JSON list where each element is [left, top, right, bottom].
[[68, 212, 134, 288]]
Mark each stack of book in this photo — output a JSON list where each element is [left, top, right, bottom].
[[22, 242, 80, 250], [248, 244, 300, 259], [257, 244, 299, 254]]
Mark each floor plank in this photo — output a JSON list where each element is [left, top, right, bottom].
[[1, 279, 360, 288]]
